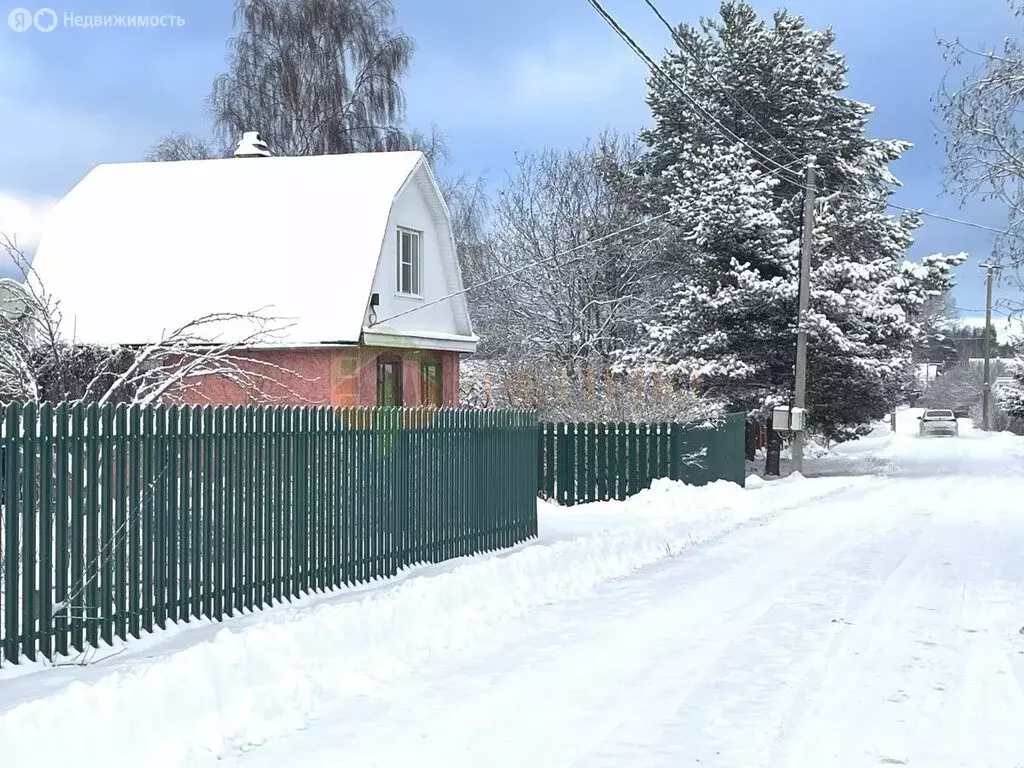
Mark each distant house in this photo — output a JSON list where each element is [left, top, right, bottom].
[[30, 135, 477, 408]]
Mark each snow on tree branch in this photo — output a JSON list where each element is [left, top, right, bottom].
[[621, 1, 967, 441], [0, 233, 310, 407], [939, 3, 1024, 305]]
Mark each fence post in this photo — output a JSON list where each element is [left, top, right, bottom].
[[637, 423, 649, 494], [3, 405, 24, 664], [20, 402, 36, 662], [669, 423, 681, 482], [201, 406, 215, 619], [84, 403, 100, 648], [583, 422, 595, 504], [38, 403, 54, 660], [112, 404, 127, 645], [543, 423, 555, 500], [98, 404, 114, 648], [125, 404, 140, 639], [555, 424, 568, 506], [159, 404, 174, 628], [537, 422, 546, 499]]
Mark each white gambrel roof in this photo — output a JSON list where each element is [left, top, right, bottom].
[[31, 150, 459, 347]]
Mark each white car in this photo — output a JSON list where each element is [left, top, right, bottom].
[[918, 409, 959, 437]]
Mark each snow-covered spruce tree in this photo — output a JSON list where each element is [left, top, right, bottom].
[[997, 351, 1024, 424], [625, 1, 964, 440]]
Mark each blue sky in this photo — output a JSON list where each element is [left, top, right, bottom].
[[0, 0, 1020, 335]]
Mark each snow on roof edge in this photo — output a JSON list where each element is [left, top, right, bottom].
[[31, 150, 430, 347]]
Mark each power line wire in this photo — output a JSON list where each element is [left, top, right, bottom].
[[955, 307, 1014, 316], [586, 0, 805, 185], [377, 1, 1023, 331], [368, 211, 672, 328], [640, 0, 804, 168], [885, 202, 1024, 239], [627, 0, 1024, 244], [375, 0, 800, 332]]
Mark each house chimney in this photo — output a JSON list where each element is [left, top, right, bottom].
[[234, 131, 272, 158]]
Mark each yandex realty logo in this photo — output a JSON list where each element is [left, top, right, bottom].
[[7, 7, 57, 32], [7, 7, 185, 31]]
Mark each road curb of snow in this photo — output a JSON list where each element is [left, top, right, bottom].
[[0, 475, 858, 767]]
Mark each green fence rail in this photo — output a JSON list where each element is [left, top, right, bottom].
[[0, 403, 538, 666], [537, 412, 745, 506]]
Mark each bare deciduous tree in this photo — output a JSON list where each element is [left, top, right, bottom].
[[918, 364, 985, 411], [939, 2, 1024, 304], [480, 134, 670, 373], [0, 277, 39, 403], [914, 290, 959, 364], [438, 169, 492, 330], [145, 132, 226, 162], [0, 235, 305, 407]]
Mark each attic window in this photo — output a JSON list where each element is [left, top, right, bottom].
[[397, 228, 421, 296]]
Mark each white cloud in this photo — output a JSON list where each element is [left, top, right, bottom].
[[407, 39, 644, 132], [0, 192, 56, 277], [0, 192, 55, 250], [505, 42, 640, 112]]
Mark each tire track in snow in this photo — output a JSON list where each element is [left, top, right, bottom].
[[568, 476, 946, 768], [772, 477, 1024, 768], [235, 479, 919, 768], [232, 466, 1024, 768]]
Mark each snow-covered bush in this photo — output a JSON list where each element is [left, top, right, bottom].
[[461, 359, 721, 423], [1, 235, 299, 407]]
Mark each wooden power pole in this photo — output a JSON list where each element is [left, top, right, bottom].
[[980, 261, 1002, 431], [791, 161, 816, 474]]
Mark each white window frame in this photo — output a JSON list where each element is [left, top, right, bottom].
[[396, 227, 422, 297]]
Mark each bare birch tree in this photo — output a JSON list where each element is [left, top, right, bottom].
[[148, 0, 417, 162], [211, 0, 414, 156]]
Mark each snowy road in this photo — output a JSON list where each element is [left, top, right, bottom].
[[3, 415, 1024, 767], [230, 423, 1024, 768]]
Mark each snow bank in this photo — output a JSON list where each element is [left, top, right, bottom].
[[0, 476, 857, 767], [745, 473, 767, 489], [781, 436, 831, 460]]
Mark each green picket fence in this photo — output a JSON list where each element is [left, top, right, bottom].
[[0, 403, 538, 666], [537, 412, 745, 506]]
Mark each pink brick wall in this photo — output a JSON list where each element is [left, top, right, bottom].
[[174, 346, 461, 408]]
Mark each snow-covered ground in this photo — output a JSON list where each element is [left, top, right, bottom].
[[2, 411, 1024, 767]]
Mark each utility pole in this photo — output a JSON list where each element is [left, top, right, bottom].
[[980, 261, 1002, 431], [791, 160, 816, 473]]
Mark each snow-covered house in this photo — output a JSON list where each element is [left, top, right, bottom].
[[29, 141, 477, 407]]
